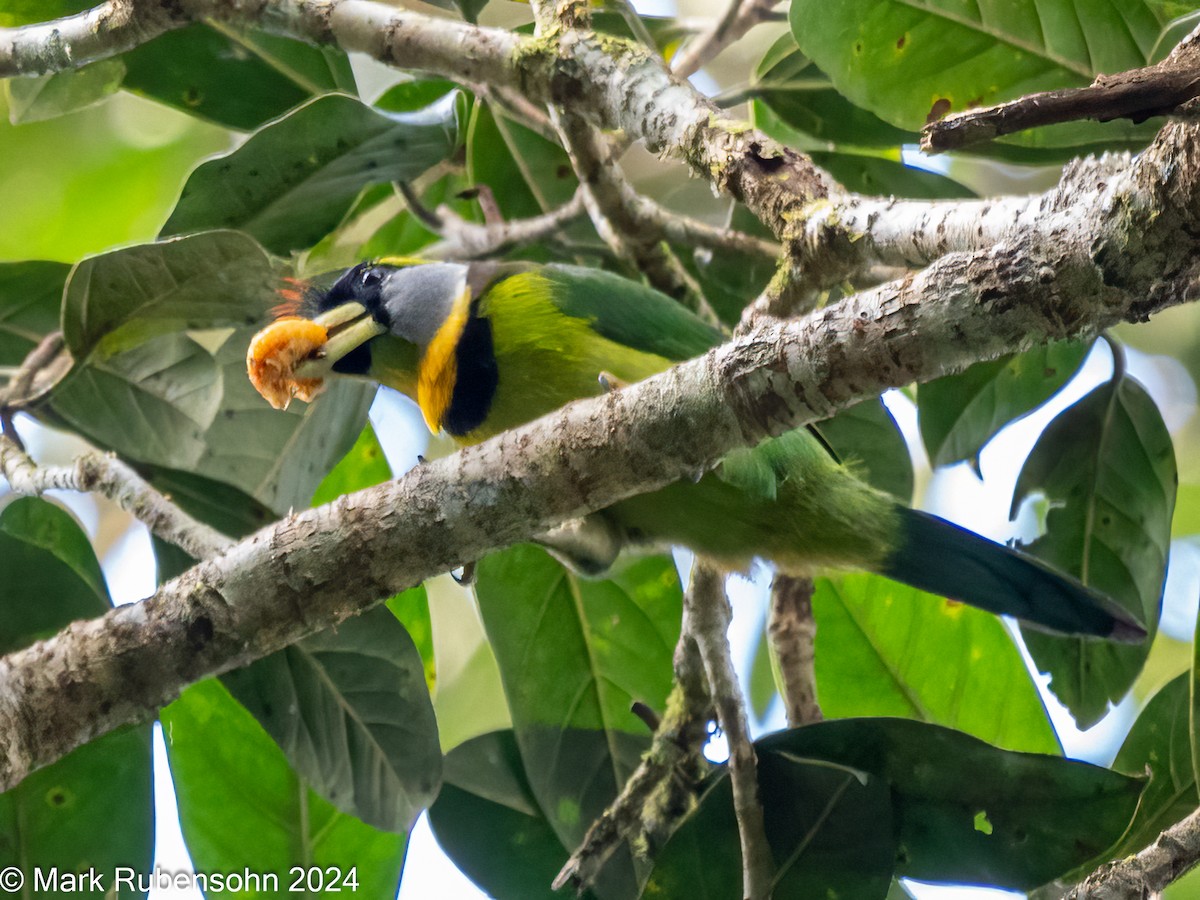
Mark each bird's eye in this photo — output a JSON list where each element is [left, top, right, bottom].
[[361, 267, 383, 288]]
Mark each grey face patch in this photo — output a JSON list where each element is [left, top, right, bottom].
[[379, 263, 469, 347]]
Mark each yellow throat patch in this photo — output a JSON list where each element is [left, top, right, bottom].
[[416, 286, 472, 433]]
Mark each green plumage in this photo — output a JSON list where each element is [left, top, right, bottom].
[[311, 260, 1142, 640]]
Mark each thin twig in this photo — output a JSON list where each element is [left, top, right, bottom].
[[688, 561, 775, 900], [549, 107, 722, 324], [553, 597, 714, 892], [0, 433, 233, 561], [671, 0, 782, 79], [398, 182, 587, 259], [1061, 805, 1200, 899], [638, 197, 782, 260], [0, 331, 70, 410], [768, 575, 822, 727]]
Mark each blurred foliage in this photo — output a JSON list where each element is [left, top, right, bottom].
[[1, 1, 1200, 898]]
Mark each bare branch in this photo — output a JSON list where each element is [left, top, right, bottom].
[[1062, 805, 1200, 899], [768, 575, 821, 727], [687, 561, 774, 900], [399, 183, 588, 259], [671, 0, 782, 79], [0, 434, 233, 561], [554, 593, 713, 892], [922, 23, 1200, 153], [550, 107, 720, 322]]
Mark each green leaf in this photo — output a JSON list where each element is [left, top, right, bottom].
[[0, 260, 68, 368], [919, 341, 1090, 468], [788, 0, 1170, 151], [428, 730, 595, 900], [121, 23, 355, 131], [311, 423, 392, 507], [61, 230, 276, 359], [1015, 372, 1177, 728], [467, 103, 578, 220], [816, 397, 914, 503], [753, 32, 916, 149], [375, 78, 460, 114], [0, 728, 152, 899], [163, 679, 407, 897], [52, 233, 374, 513], [160, 93, 461, 255], [0, 498, 153, 898], [221, 605, 442, 832], [0, 498, 108, 653], [648, 750, 895, 900], [757, 719, 1144, 889], [474, 547, 680, 896], [1108, 674, 1195, 856], [813, 573, 1060, 754], [7, 59, 125, 124]]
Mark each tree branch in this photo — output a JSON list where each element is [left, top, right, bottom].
[[0, 434, 233, 561], [549, 107, 720, 323], [0, 0, 834, 250], [922, 22, 1200, 152], [687, 561, 774, 899], [397, 182, 587, 260], [553, 584, 713, 892], [670, 0, 781, 79], [1062, 805, 1200, 899], [2, 105, 1200, 784], [768, 575, 821, 727]]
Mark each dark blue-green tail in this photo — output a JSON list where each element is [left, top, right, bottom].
[[881, 507, 1145, 641]]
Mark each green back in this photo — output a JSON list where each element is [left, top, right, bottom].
[[539, 265, 725, 361]]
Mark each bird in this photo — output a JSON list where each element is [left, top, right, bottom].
[[246, 259, 1144, 641]]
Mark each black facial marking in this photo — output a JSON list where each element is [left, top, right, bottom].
[[305, 263, 396, 377], [443, 301, 498, 437]]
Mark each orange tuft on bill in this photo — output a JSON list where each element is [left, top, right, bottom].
[[246, 317, 329, 410]]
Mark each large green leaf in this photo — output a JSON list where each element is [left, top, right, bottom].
[[122, 24, 355, 131], [753, 32, 916, 149], [52, 232, 373, 513], [757, 719, 1144, 889], [788, 0, 1170, 150], [221, 606, 442, 833], [1015, 373, 1177, 728], [474, 547, 681, 897], [815, 398, 914, 503], [919, 341, 1090, 469], [1109, 674, 1195, 856], [162, 679, 407, 898], [161, 93, 461, 255], [813, 573, 1059, 754], [429, 730, 597, 900], [0, 499, 153, 896], [61, 230, 276, 359], [0, 260, 68, 367], [647, 751, 895, 900]]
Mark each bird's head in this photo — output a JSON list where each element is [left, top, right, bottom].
[[247, 260, 468, 409]]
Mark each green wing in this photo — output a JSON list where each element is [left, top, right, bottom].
[[540, 264, 724, 362]]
